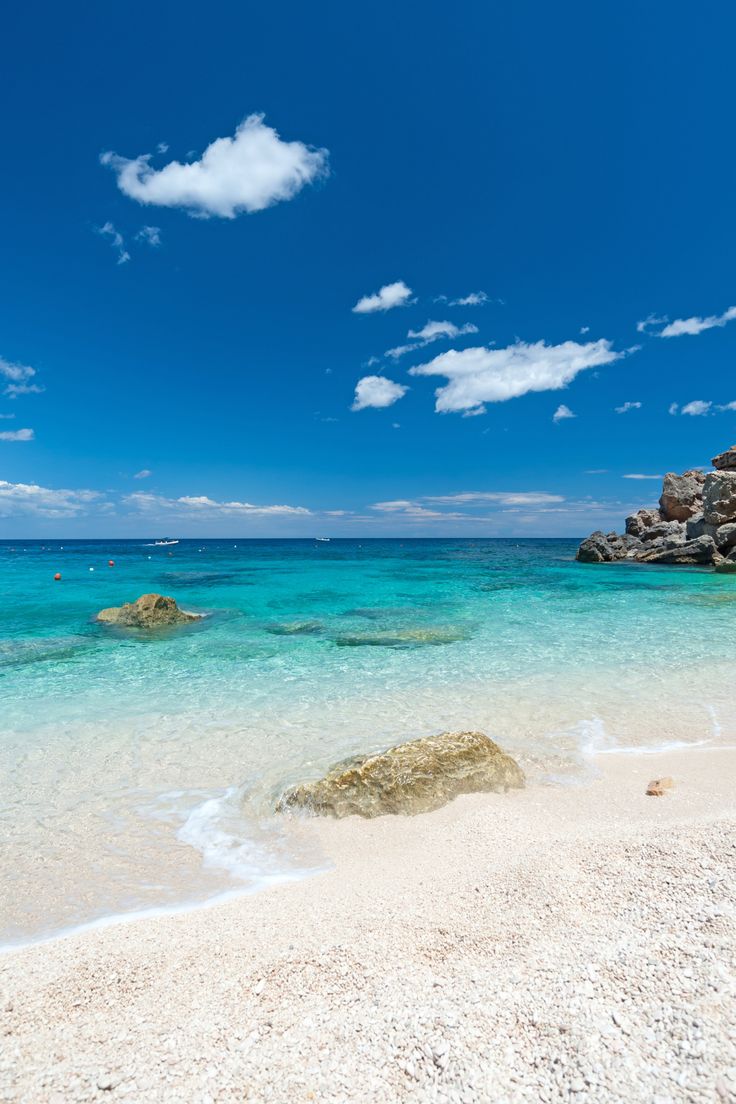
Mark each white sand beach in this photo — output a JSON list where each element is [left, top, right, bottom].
[[1, 746, 734, 1103]]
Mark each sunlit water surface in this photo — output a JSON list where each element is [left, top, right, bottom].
[[2, 537, 734, 945]]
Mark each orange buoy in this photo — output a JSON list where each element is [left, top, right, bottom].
[[108, 560, 115, 567], [54, 572, 61, 581]]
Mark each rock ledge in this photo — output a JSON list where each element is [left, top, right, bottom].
[[97, 593, 198, 628]]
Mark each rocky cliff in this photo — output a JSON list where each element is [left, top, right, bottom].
[[577, 445, 736, 571]]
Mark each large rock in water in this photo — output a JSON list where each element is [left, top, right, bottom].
[[659, 470, 705, 522], [625, 508, 662, 538], [636, 535, 717, 565], [712, 445, 736, 471], [276, 731, 524, 818], [703, 471, 736, 526], [97, 593, 198, 628]]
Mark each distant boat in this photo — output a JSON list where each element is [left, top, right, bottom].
[[315, 537, 331, 542], [153, 539, 179, 546]]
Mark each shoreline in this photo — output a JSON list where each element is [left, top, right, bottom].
[[2, 744, 734, 1102]]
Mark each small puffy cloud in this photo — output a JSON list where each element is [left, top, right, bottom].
[[668, 402, 679, 415], [0, 356, 36, 384], [352, 281, 412, 314], [615, 401, 642, 413], [0, 479, 101, 517], [0, 356, 42, 399], [102, 114, 328, 219], [717, 401, 736, 411], [681, 400, 712, 416], [623, 473, 663, 480], [125, 492, 310, 517], [351, 375, 408, 411], [133, 469, 152, 479], [407, 320, 478, 342], [553, 404, 575, 423], [580, 325, 590, 335], [96, 221, 130, 265], [156, 142, 169, 154], [636, 313, 668, 334], [384, 343, 419, 360], [658, 306, 736, 338], [0, 428, 33, 441], [135, 225, 161, 247], [449, 291, 488, 307], [409, 339, 622, 415]]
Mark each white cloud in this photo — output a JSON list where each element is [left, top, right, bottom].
[[409, 338, 622, 415], [623, 473, 663, 480], [658, 306, 736, 338], [408, 320, 478, 342], [0, 480, 101, 517], [552, 404, 575, 423], [156, 142, 169, 154], [0, 356, 42, 399], [636, 313, 668, 334], [615, 401, 642, 413], [0, 356, 36, 384], [449, 291, 488, 307], [135, 225, 162, 247], [352, 281, 413, 314], [125, 492, 310, 516], [580, 326, 590, 335], [96, 221, 130, 265], [0, 413, 15, 419], [101, 114, 328, 219], [351, 375, 408, 411], [717, 401, 736, 411], [681, 400, 712, 416], [0, 428, 33, 441], [668, 402, 679, 415], [385, 320, 478, 361], [425, 491, 564, 506], [133, 469, 152, 479], [5, 383, 44, 399]]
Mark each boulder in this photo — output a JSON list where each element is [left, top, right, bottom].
[[276, 730, 524, 819], [685, 513, 719, 542], [576, 531, 619, 563], [703, 471, 736, 527], [715, 522, 736, 551], [637, 535, 717, 565], [712, 445, 736, 471], [659, 470, 705, 522], [625, 508, 662, 538], [640, 520, 686, 543], [97, 593, 198, 628]]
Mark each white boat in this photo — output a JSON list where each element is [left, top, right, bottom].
[[153, 539, 179, 546], [315, 537, 331, 542]]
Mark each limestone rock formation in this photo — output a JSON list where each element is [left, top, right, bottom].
[[97, 593, 198, 628], [659, 470, 706, 522], [276, 730, 524, 818], [712, 445, 736, 471], [577, 447, 736, 568], [702, 471, 736, 527]]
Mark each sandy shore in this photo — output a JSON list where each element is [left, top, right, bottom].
[[1, 747, 735, 1103]]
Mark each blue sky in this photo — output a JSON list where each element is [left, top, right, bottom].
[[2, 0, 736, 537]]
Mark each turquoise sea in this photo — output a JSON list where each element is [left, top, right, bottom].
[[1, 537, 734, 946]]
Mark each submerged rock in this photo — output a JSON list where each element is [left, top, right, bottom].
[[266, 620, 324, 636], [276, 730, 524, 818], [334, 626, 467, 647], [97, 593, 198, 628]]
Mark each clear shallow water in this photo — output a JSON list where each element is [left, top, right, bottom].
[[1, 537, 735, 946]]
